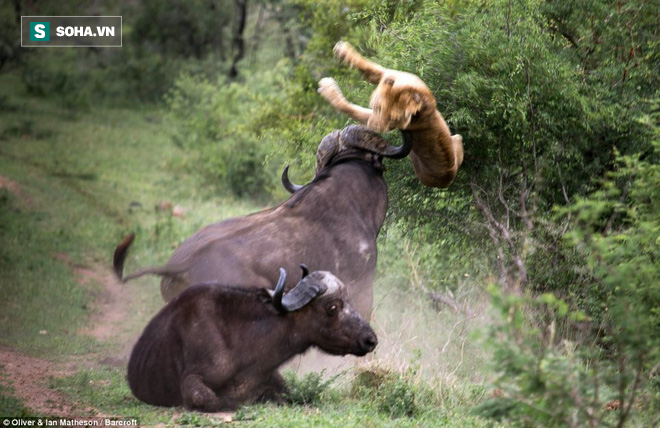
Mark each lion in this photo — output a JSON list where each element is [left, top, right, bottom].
[[318, 41, 463, 188]]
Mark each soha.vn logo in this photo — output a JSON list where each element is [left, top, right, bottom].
[[29, 22, 50, 41]]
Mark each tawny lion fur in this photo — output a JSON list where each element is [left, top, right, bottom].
[[318, 41, 464, 188]]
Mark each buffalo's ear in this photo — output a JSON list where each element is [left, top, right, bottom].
[[260, 288, 275, 304], [300, 264, 309, 279], [271, 268, 287, 313]]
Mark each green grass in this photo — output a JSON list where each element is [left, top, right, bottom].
[[0, 70, 497, 426], [49, 368, 176, 424], [0, 71, 263, 354], [50, 365, 499, 427], [0, 366, 32, 417]]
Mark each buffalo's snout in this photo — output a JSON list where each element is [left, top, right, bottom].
[[361, 331, 378, 352], [354, 327, 378, 356]]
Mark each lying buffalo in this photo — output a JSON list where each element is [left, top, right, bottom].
[[115, 125, 412, 318], [127, 267, 377, 411]]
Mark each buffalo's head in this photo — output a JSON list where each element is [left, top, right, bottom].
[[269, 266, 377, 357], [282, 125, 412, 193]]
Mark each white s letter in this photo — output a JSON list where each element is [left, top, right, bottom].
[[35, 24, 45, 39]]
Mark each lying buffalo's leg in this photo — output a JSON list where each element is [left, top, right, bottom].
[[334, 41, 385, 84], [181, 374, 227, 412], [256, 372, 287, 404], [318, 77, 373, 124]]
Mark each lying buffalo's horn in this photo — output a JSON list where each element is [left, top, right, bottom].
[[280, 275, 328, 312], [271, 268, 287, 313], [281, 166, 304, 194], [340, 125, 413, 159], [299, 264, 309, 279]]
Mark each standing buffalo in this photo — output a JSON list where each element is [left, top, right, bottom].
[[115, 125, 412, 318], [127, 267, 377, 411]]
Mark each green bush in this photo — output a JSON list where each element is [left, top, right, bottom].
[[18, 0, 239, 105], [165, 72, 277, 198], [478, 288, 593, 426], [131, 0, 233, 59], [352, 367, 419, 418], [21, 47, 190, 106], [375, 374, 418, 418], [480, 114, 660, 426], [284, 371, 337, 406]]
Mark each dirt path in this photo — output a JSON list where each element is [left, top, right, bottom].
[[0, 175, 22, 196], [0, 175, 31, 207], [0, 346, 93, 416], [65, 255, 132, 343], [0, 255, 132, 416]]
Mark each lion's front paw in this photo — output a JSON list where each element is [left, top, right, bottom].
[[333, 41, 356, 64], [318, 77, 338, 93], [318, 77, 345, 105]]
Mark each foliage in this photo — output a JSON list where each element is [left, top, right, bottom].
[[479, 287, 597, 427], [480, 109, 660, 427], [0, 2, 21, 71], [373, 373, 418, 418], [352, 367, 421, 418], [21, 48, 188, 105], [563, 106, 660, 332], [132, 0, 233, 59], [562, 106, 660, 422], [0, 0, 82, 71], [16, 0, 239, 104], [283, 370, 337, 406], [165, 71, 280, 198]]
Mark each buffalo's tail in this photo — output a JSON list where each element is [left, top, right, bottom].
[[113, 233, 187, 283], [114, 233, 136, 280]]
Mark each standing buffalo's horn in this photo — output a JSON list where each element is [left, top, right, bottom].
[[280, 276, 328, 312], [340, 125, 413, 159], [281, 166, 304, 194], [271, 268, 287, 313], [315, 130, 341, 174], [390, 130, 414, 159], [300, 264, 309, 279]]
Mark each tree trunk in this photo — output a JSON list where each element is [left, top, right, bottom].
[[229, 0, 248, 79], [250, 2, 266, 65]]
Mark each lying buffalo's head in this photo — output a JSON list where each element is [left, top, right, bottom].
[[269, 266, 377, 357], [282, 125, 412, 193]]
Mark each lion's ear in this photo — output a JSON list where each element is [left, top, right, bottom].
[[400, 90, 423, 117]]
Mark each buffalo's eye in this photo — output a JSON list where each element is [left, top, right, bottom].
[[327, 302, 342, 316]]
